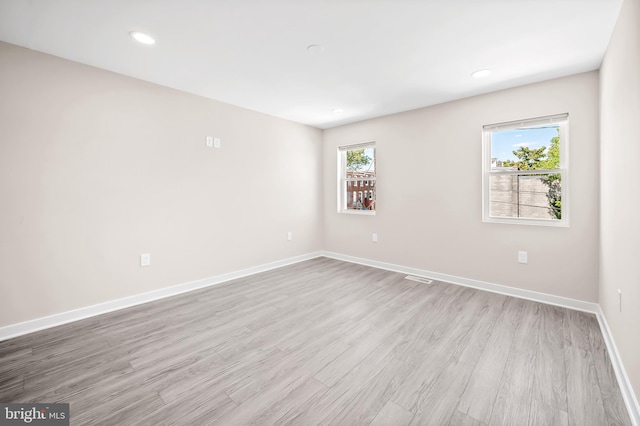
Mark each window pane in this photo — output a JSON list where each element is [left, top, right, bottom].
[[344, 181, 376, 211], [346, 147, 375, 173], [490, 173, 562, 220], [344, 146, 376, 212], [491, 125, 560, 171]]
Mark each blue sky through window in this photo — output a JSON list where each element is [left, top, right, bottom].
[[491, 125, 558, 162]]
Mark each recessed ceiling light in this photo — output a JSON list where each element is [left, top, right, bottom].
[[471, 69, 492, 79], [307, 44, 324, 54], [129, 31, 155, 45], [332, 108, 344, 114]]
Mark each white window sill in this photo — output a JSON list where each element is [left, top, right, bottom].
[[339, 209, 376, 216], [483, 216, 569, 227]]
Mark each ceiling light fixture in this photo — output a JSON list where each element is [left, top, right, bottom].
[[471, 69, 492, 79], [307, 44, 324, 54], [332, 108, 344, 114], [129, 31, 156, 45]]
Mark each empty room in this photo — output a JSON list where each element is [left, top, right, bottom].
[[0, 0, 639, 425]]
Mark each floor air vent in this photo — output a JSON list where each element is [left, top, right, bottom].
[[404, 275, 433, 284]]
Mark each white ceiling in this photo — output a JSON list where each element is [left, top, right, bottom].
[[0, 0, 623, 129]]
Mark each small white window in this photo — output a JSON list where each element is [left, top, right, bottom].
[[482, 114, 569, 226], [338, 142, 376, 214]]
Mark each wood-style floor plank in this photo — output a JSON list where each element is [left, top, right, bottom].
[[456, 297, 525, 424], [276, 342, 401, 425], [320, 356, 412, 425], [242, 378, 328, 426], [448, 410, 488, 426], [488, 349, 536, 426], [370, 400, 414, 426], [0, 257, 631, 426], [533, 304, 567, 412], [130, 389, 236, 426], [528, 398, 568, 426], [408, 359, 476, 426], [564, 310, 608, 426]]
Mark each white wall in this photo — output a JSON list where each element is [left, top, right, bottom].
[[323, 72, 600, 302], [0, 41, 323, 327], [600, 0, 640, 407]]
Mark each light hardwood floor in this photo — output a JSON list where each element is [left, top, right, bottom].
[[0, 258, 632, 425]]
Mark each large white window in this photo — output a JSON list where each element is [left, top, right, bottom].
[[338, 142, 376, 214], [482, 114, 569, 226]]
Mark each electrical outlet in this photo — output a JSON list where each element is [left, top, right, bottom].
[[372, 233, 378, 243], [517, 251, 528, 264], [140, 253, 151, 267], [618, 289, 622, 312], [213, 137, 221, 148], [206, 136, 213, 147], [287, 231, 292, 241]]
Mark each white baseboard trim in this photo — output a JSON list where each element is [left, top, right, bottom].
[[0, 251, 323, 342], [596, 306, 640, 426], [321, 251, 599, 313]]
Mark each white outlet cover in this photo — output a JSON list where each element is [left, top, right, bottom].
[[372, 233, 378, 243], [140, 253, 151, 267], [214, 137, 221, 148], [517, 251, 528, 264], [206, 136, 213, 147]]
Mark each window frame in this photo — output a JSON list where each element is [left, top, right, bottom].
[[482, 114, 570, 227], [338, 142, 376, 215]]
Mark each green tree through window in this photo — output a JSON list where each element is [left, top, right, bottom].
[[346, 149, 372, 171], [503, 130, 561, 219]]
